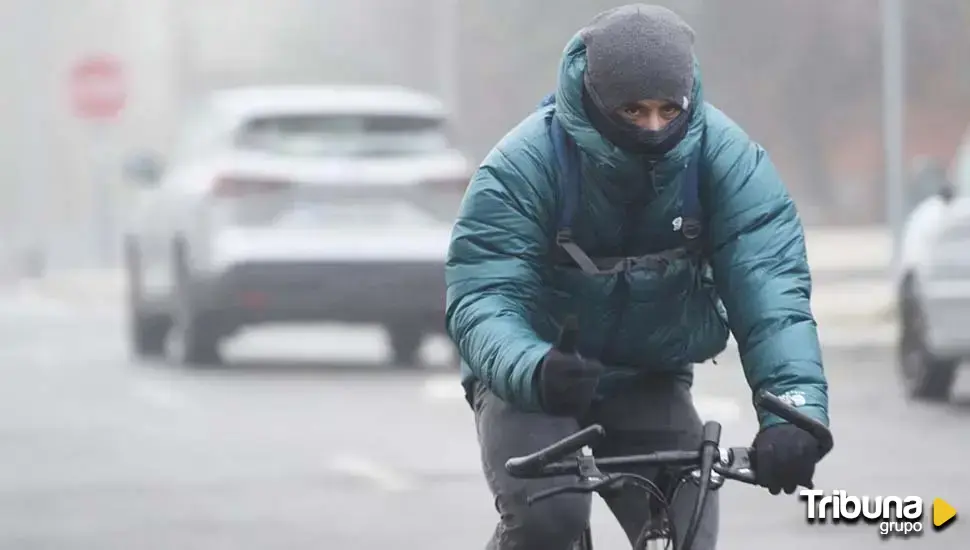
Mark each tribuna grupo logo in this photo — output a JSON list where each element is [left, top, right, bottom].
[[799, 490, 957, 537]]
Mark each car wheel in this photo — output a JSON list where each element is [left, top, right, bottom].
[[388, 327, 424, 368], [125, 244, 169, 358], [898, 276, 958, 401], [168, 245, 223, 367]]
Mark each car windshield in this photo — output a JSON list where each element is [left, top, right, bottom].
[[234, 113, 448, 157]]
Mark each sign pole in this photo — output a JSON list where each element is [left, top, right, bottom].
[[69, 54, 127, 267], [882, 0, 905, 272], [90, 123, 117, 265]]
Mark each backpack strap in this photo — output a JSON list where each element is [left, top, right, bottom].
[[679, 127, 709, 262], [680, 149, 704, 241], [548, 113, 601, 275], [538, 92, 580, 232], [549, 114, 579, 233]]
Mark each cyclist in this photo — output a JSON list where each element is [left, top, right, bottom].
[[445, 4, 830, 549]]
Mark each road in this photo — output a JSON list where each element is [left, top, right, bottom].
[[0, 289, 967, 550]]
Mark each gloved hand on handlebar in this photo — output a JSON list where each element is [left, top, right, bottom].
[[535, 349, 604, 417], [751, 423, 821, 495]]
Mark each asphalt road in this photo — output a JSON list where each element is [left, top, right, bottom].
[[1, 290, 968, 550]]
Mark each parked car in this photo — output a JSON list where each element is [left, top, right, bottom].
[[895, 146, 970, 401], [121, 85, 470, 367]]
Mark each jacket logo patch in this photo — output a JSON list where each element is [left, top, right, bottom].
[[779, 390, 808, 407]]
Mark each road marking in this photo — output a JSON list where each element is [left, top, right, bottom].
[[130, 379, 192, 411], [328, 453, 416, 492], [423, 374, 465, 400], [422, 375, 742, 422]]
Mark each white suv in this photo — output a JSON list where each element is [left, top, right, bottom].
[[121, 85, 469, 367], [896, 135, 970, 401]]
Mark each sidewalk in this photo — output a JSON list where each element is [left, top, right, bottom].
[[12, 268, 125, 306], [5, 226, 897, 323], [811, 279, 893, 322], [802, 226, 891, 274], [9, 272, 895, 334]]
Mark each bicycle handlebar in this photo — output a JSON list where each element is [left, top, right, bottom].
[[505, 389, 832, 477]]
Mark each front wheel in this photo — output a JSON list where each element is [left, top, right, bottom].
[[125, 244, 169, 359], [387, 327, 424, 368], [169, 308, 223, 367], [130, 311, 170, 359], [168, 245, 224, 367], [898, 278, 958, 401]]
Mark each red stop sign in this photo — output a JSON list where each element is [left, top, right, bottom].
[[70, 54, 127, 120]]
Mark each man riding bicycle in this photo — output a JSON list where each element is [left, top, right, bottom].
[[445, 5, 831, 549]]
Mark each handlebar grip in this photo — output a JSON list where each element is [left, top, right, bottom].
[[755, 390, 834, 457], [505, 424, 606, 477], [700, 420, 721, 447]]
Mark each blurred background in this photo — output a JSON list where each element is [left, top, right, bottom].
[[1, 0, 969, 549]]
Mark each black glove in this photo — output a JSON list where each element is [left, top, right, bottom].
[[535, 349, 604, 417], [751, 423, 821, 495]]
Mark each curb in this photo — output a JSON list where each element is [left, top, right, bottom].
[[11, 267, 897, 322], [10, 270, 125, 306], [809, 277, 893, 322], [803, 226, 890, 273], [719, 320, 896, 353]]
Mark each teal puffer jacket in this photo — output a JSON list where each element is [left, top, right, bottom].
[[445, 32, 828, 430]]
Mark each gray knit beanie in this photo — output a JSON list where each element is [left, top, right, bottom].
[[581, 4, 696, 113]]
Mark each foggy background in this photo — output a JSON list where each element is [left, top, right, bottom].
[[3, 0, 969, 271], [1, 1, 968, 549]]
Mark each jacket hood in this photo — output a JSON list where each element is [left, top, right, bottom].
[[553, 32, 705, 180]]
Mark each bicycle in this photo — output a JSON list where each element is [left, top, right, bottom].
[[503, 323, 835, 550]]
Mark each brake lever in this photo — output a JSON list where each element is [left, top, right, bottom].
[[711, 447, 757, 485], [717, 446, 816, 490], [684, 466, 726, 490]]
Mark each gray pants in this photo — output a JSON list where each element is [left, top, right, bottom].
[[471, 376, 718, 549]]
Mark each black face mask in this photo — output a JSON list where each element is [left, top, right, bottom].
[[582, 82, 692, 157]]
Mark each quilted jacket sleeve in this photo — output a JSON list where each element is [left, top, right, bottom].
[[445, 131, 557, 411], [703, 105, 830, 430]]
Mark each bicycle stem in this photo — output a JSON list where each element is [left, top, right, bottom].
[[680, 421, 721, 549]]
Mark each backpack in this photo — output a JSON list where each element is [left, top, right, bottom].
[[537, 92, 706, 276]]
